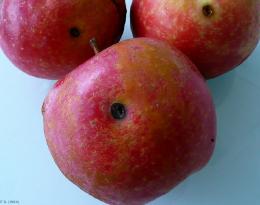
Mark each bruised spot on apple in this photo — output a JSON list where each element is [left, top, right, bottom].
[[0, 0, 126, 79], [42, 38, 216, 205], [131, 0, 260, 79]]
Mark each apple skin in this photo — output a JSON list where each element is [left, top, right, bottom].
[[0, 0, 126, 79], [42, 38, 216, 205], [131, 0, 260, 79]]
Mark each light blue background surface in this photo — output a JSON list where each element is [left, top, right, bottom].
[[0, 1, 260, 204]]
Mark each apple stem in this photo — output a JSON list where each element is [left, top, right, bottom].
[[89, 38, 100, 54]]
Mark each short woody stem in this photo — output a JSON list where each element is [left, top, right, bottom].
[[89, 38, 100, 54]]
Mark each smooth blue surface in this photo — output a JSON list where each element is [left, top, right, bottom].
[[0, 1, 260, 204]]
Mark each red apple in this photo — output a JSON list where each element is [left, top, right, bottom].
[[131, 0, 260, 79], [42, 38, 216, 205], [0, 0, 126, 79]]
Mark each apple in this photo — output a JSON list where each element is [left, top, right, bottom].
[[0, 0, 126, 79], [42, 38, 216, 205], [131, 0, 260, 79]]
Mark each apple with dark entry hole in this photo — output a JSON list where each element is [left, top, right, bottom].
[[42, 38, 217, 205]]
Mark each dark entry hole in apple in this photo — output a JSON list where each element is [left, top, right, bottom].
[[69, 27, 81, 38], [111, 103, 126, 120], [211, 138, 215, 143], [202, 5, 214, 17]]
